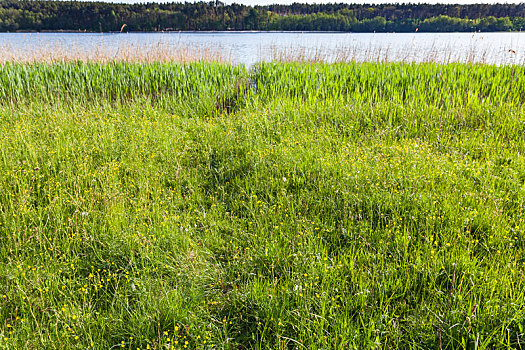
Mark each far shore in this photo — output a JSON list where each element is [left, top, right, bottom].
[[6, 29, 515, 34]]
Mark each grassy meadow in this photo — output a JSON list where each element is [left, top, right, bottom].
[[1, 61, 525, 349]]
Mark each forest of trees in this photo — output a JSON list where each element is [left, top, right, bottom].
[[1, 0, 525, 33]]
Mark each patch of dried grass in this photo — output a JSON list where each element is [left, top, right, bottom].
[[0, 41, 229, 64]]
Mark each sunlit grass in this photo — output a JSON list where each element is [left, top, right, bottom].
[[0, 61, 524, 349]]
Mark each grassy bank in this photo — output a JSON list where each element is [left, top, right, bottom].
[[1, 61, 525, 349]]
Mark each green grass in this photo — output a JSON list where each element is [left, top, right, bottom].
[[1, 61, 525, 349]]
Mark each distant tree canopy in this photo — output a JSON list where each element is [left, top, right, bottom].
[[1, 1, 525, 32]]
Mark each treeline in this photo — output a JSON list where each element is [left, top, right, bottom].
[[1, 0, 525, 32], [271, 13, 520, 32]]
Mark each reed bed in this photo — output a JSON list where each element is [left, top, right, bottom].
[[253, 62, 525, 105], [262, 40, 525, 65], [1, 61, 524, 349], [2, 36, 524, 66], [0, 42, 229, 64], [0, 61, 244, 107]]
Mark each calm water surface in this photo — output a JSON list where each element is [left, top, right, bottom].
[[1, 32, 525, 65]]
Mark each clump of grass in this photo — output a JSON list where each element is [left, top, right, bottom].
[[0, 61, 524, 349]]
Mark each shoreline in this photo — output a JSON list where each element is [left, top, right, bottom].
[[7, 29, 519, 34]]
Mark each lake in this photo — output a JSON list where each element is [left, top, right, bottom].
[[1, 32, 525, 65]]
